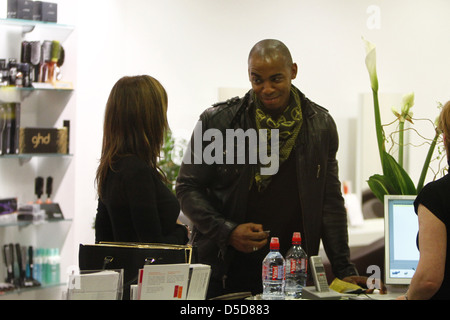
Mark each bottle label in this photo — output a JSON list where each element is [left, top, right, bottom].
[[289, 259, 297, 273], [271, 265, 284, 280], [287, 258, 307, 274]]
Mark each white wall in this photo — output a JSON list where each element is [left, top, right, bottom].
[[72, 0, 129, 257], [68, 0, 450, 268]]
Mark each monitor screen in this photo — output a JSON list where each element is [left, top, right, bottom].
[[384, 195, 419, 285]]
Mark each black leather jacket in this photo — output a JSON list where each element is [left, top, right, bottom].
[[176, 87, 357, 282]]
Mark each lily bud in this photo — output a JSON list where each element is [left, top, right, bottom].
[[363, 37, 379, 92]]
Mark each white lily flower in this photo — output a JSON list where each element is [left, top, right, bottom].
[[401, 92, 415, 123], [363, 37, 379, 92], [401, 92, 415, 114], [391, 106, 400, 118]]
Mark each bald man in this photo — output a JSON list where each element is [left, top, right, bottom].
[[177, 39, 359, 298]]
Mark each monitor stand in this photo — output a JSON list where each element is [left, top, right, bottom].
[[366, 284, 408, 300]]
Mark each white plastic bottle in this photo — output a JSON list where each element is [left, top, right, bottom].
[[285, 232, 308, 299], [262, 237, 285, 300]]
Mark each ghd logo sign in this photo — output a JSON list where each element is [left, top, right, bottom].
[[32, 133, 51, 149], [20, 128, 67, 154]]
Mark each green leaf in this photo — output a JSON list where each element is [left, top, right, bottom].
[[367, 174, 396, 203], [382, 151, 417, 195], [417, 129, 441, 193]]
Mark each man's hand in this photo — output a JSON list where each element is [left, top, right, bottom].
[[229, 223, 269, 253], [342, 275, 388, 294]]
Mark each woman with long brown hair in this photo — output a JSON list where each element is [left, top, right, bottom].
[[94, 75, 188, 244]]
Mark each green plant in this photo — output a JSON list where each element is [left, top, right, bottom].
[[363, 38, 442, 203], [158, 130, 186, 194]]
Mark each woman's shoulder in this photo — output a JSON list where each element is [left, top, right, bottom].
[[421, 174, 450, 194], [114, 155, 155, 177], [417, 174, 450, 222], [116, 154, 146, 166]]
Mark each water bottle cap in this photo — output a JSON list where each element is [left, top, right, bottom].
[[292, 232, 301, 244], [270, 237, 280, 250]]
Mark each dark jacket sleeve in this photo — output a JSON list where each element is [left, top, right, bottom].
[[320, 115, 358, 278], [176, 114, 238, 255]]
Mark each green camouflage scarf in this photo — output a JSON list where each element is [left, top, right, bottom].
[[253, 87, 303, 191]]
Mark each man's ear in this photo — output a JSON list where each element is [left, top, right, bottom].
[[291, 63, 298, 80]]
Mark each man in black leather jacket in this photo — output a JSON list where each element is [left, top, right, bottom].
[[176, 39, 358, 298]]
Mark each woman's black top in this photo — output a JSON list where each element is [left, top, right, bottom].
[[414, 173, 450, 299], [95, 155, 188, 245]]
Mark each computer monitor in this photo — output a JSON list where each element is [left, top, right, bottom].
[[384, 195, 419, 285]]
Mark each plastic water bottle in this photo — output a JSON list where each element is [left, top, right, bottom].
[[262, 237, 285, 300], [285, 232, 308, 299]]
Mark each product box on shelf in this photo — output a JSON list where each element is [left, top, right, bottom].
[[0, 103, 20, 156], [6, 0, 18, 18], [41, 1, 56, 22], [17, 0, 33, 20], [0, 198, 18, 225], [0, 198, 17, 216], [31, 0, 41, 20], [3, 0, 57, 22], [19, 127, 68, 154]]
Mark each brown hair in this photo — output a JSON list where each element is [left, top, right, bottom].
[[438, 101, 450, 157], [96, 75, 169, 199]]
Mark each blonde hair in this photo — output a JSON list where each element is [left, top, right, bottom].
[[96, 75, 169, 199], [438, 101, 450, 156]]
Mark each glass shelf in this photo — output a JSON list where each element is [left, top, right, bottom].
[[0, 153, 73, 159], [0, 18, 75, 42], [0, 86, 74, 92], [0, 18, 74, 29], [0, 218, 72, 229], [0, 86, 74, 103], [0, 282, 67, 297], [0, 154, 73, 165]]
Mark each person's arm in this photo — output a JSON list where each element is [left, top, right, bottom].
[[95, 199, 114, 243], [397, 204, 446, 300], [176, 117, 268, 254], [320, 116, 358, 279], [176, 118, 238, 253]]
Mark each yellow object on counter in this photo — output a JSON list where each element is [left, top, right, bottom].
[[330, 278, 363, 293]]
